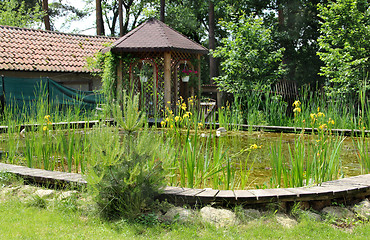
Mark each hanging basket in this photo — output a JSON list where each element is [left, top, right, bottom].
[[182, 76, 190, 83], [140, 75, 148, 83]]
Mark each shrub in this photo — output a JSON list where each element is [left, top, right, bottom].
[[86, 93, 165, 220]]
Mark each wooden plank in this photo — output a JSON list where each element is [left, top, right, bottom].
[[301, 186, 334, 195], [248, 189, 278, 201], [262, 188, 298, 199], [15, 169, 47, 176], [321, 180, 367, 190], [195, 189, 219, 198], [162, 186, 186, 195], [180, 188, 206, 197], [284, 187, 317, 198], [234, 190, 256, 202], [35, 172, 68, 179], [332, 177, 370, 186], [215, 190, 235, 199]]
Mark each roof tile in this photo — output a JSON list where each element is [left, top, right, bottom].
[[0, 25, 116, 73]]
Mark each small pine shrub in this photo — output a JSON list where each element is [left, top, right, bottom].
[[87, 93, 165, 220]]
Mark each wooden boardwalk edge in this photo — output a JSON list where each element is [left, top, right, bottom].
[[1, 162, 370, 206]]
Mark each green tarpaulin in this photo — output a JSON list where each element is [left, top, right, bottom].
[[0, 76, 103, 111]]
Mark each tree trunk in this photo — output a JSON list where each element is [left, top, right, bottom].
[[119, 0, 124, 36], [209, 1, 217, 84], [96, 0, 105, 35], [160, 0, 165, 22], [42, 0, 51, 30]]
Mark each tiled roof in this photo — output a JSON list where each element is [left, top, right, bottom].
[[0, 25, 116, 73], [103, 18, 208, 55]]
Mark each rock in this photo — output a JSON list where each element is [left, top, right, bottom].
[[162, 207, 194, 223], [300, 210, 322, 221], [241, 209, 262, 222], [58, 190, 78, 201], [275, 213, 298, 228], [0, 187, 14, 200], [200, 206, 238, 227], [17, 185, 38, 198], [216, 127, 227, 132], [34, 189, 55, 199], [322, 206, 355, 219], [352, 199, 370, 220], [215, 127, 227, 137]]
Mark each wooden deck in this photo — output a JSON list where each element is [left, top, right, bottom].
[[1, 162, 369, 206], [0, 163, 87, 186], [206, 123, 370, 137], [0, 119, 115, 134], [0, 119, 369, 137]]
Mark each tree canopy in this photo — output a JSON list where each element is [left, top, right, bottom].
[[1, 0, 368, 97], [317, 0, 369, 96], [0, 0, 43, 28], [212, 13, 285, 96]]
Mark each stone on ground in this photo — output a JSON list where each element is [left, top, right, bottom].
[[58, 190, 78, 200], [322, 206, 354, 219], [200, 206, 238, 227], [352, 199, 370, 220], [162, 207, 194, 223], [275, 213, 298, 228], [34, 189, 55, 198], [300, 210, 322, 222], [241, 208, 262, 222]]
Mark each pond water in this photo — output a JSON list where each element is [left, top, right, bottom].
[[0, 128, 364, 190], [212, 131, 361, 188]]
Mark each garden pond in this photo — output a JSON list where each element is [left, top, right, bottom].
[[0, 128, 364, 190]]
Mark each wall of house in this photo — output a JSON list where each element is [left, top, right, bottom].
[[0, 71, 102, 91]]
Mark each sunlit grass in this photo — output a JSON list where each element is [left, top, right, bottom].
[[0, 198, 370, 240]]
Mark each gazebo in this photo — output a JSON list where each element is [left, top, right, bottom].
[[102, 18, 208, 117]]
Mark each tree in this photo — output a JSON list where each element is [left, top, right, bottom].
[[160, 0, 165, 22], [119, 0, 123, 36], [42, 0, 51, 30], [0, 0, 43, 28], [272, 0, 327, 88], [162, 1, 277, 84], [317, 0, 369, 96], [96, 0, 105, 35], [91, 0, 155, 36], [212, 13, 285, 97], [209, 1, 217, 83]]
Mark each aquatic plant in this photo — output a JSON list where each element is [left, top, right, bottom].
[[270, 127, 344, 188]]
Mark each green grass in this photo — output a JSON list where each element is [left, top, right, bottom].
[[1, 199, 370, 239]]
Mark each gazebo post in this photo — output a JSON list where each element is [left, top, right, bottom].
[[164, 51, 172, 109], [197, 54, 201, 98]]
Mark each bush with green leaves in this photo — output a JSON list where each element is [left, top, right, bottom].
[[317, 0, 369, 96], [212, 13, 285, 97], [86, 93, 166, 220]]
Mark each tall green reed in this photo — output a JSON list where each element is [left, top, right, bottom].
[[270, 130, 344, 188], [352, 80, 370, 173]]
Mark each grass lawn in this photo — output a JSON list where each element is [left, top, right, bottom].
[[1, 199, 370, 240]]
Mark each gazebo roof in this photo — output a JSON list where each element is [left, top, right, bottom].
[[102, 18, 208, 55]]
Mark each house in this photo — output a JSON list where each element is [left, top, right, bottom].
[[0, 25, 116, 91]]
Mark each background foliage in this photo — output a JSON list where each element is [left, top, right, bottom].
[[212, 13, 285, 97], [318, 0, 369, 96]]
